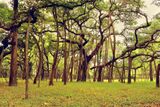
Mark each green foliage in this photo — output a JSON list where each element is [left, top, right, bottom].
[[94, 0, 109, 11], [150, 19, 160, 31], [0, 2, 12, 23]]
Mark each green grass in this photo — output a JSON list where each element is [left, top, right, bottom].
[[0, 81, 160, 107]]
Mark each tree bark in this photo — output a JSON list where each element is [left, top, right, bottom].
[[156, 64, 160, 87], [97, 47, 103, 82], [81, 54, 88, 81], [24, 17, 31, 99], [69, 51, 74, 82], [41, 63, 45, 80], [77, 38, 83, 81], [93, 55, 97, 82], [108, 64, 112, 83], [0, 48, 4, 79], [81, 37, 106, 81], [49, 8, 59, 86], [108, 10, 116, 83], [9, 31, 18, 86], [63, 26, 67, 85], [122, 58, 125, 83], [37, 37, 43, 87], [40, 40, 45, 81], [97, 66, 102, 82], [32, 35, 43, 84], [44, 48, 50, 78], [134, 69, 136, 82], [9, 0, 19, 86], [149, 60, 153, 81], [154, 60, 157, 74], [128, 54, 132, 84]]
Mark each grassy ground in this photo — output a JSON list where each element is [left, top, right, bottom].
[[0, 80, 160, 107]]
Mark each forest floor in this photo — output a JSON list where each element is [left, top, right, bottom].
[[0, 80, 160, 107]]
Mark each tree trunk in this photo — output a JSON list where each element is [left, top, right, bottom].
[[33, 52, 42, 84], [49, 8, 59, 86], [128, 55, 132, 84], [44, 48, 50, 78], [63, 26, 67, 85], [149, 60, 153, 81], [81, 37, 106, 81], [121, 58, 125, 83], [97, 66, 102, 82], [115, 62, 121, 82], [108, 11, 116, 83], [93, 56, 97, 82], [104, 38, 109, 81], [77, 39, 83, 81], [81, 55, 88, 81], [154, 60, 157, 75], [9, 31, 18, 86], [69, 51, 74, 82], [134, 69, 136, 82], [28, 62, 32, 78], [108, 64, 112, 83], [0, 48, 4, 80], [32, 34, 43, 84], [97, 47, 103, 82], [156, 64, 160, 87], [38, 39, 43, 87], [24, 17, 31, 99], [41, 64, 45, 80], [49, 54, 58, 85], [9, 0, 19, 86]]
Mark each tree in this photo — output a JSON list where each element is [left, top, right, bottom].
[[24, 16, 31, 99], [156, 64, 160, 87], [9, 0, 19, 86], [49, 8, 60, 86]]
